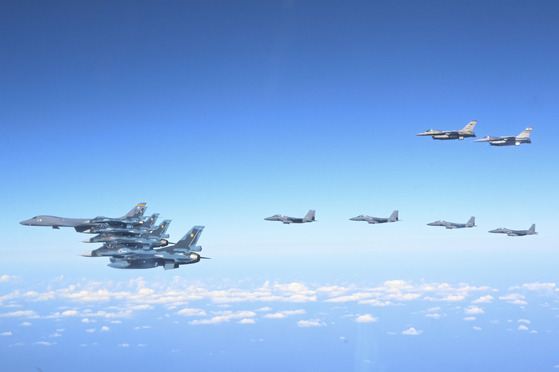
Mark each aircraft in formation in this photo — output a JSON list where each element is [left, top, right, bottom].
[[489, 224, 537, 237], [416, 120, 477, 140], [20, 203, 208, 270], [474, 127, 532, 146], [264, 210, 316, 224], [427, 217, 476, 229], [350, 210, 399, 224]]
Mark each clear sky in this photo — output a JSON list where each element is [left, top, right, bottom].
[[1, 1, 559, 370]]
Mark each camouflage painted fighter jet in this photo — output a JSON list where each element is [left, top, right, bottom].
[[264, 210, 316, 224], [489, 224, 537, 236], [83, 226, 208, 270], [427, 217, 476, 229], [350, 210, 399, 224], [416, 120, 477, 140], [20, 203, 147, 230], [474, 127, 532, 146]]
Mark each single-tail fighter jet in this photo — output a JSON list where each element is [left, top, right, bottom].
[[264, 210, 316, 224], [489, 224, 537, 237], [350, 210, 399, 224], [83, 226, 208, 270], [427, 217, 476, 229], [474, 127, 532, 146], [83, 219, 172, 247], [20, 203, 147, 230], [416, 120, 477, 140]]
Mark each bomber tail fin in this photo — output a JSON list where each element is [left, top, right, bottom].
[[121, 203, 147, 219], [388, 210, 399, 222], [173, 226, 205, 249], [461, 120, 477, 132], [466, 217, 476, 227], [303, 210, 316, 222], [517, 127, 532, 138]]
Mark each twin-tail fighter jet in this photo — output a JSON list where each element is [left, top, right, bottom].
[[416, 120, 477, 140], [427, 217, 476, 229], [474, 127, 532, 146], [350, 210, 399, 224], [264, 210, 316, 224], [20, 203, 147, 230], [489, 224, 536, 237], [83, 226, 209, 270]]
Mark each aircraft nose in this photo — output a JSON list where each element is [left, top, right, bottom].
[[427, 222, 437, 226], [20, 219, 31, 225]]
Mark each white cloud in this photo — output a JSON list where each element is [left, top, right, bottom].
[[402, 327, 422, 336], [61, 310, 78, 317], [20, 322, 31, 326], [518, 325, 529, 331], [355, 314, 378, 323], [238, 319, 255, 324], [0, 274, 17, 283], [101, 326, 110, 332], [176, 308, 206, 317], [473, 326, 482, 331], [511, 282, 556, 292], [189, 311, 256, 325], [472, 295, 494, 304], [0, 310, 38, 318], [517, 319, 531, 324], [118, 343, 130, 347], [1, 331, 12, 336], [425, 313, 440, 319], [34, 341, 54, 346], [499, 294, 527, 305], [85, 329, 95, 333], [263, 309, 306, 319], [49, 332, 62, 338], [464, 317, 476, 321], [465, 306, 484, 315], [297, 319, 326, 328], [440, 295, 465, 302]]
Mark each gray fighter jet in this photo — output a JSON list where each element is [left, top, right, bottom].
[[489, 224, 537, 236], [474, 127, 532, 146], [427, 217, 476, 229], [264, 210, 316, 224], [416, 120, 477, 140], [83, 226, 208, 270], [350, 210, 399, 224], [20, 203, 147, 230]]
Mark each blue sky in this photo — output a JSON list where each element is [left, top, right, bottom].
[[2, 0, 559, 370]]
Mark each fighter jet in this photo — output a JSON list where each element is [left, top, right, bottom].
[[83, 226, 208, 270], [350, 210, 399, 224], [474, 127, 532, 146], [83, 219, 172, 247], [416, 120, 477, 140], [489, 224, 537, 237], [264, 210, 316, 224], [82, 213, 160, 234], [20, 203, 147, 230], [427, 217, 476, 229]]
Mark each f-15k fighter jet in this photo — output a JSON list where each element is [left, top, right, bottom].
[[350, 210, 399, 224], [489, 224, 537, 236], [427, 217, 476, 229], [264, 210, 316, 224]]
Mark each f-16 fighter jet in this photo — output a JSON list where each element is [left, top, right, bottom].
[[83, 226, 208, 270], [489, 224, 537, 236], [474, 127, 532, 146], [264, 210, 316, 224], [20, 203, 147, 230], [427, 217, 476, 229], [350, 210, 399, 224], [416, 120, 477, 140]]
